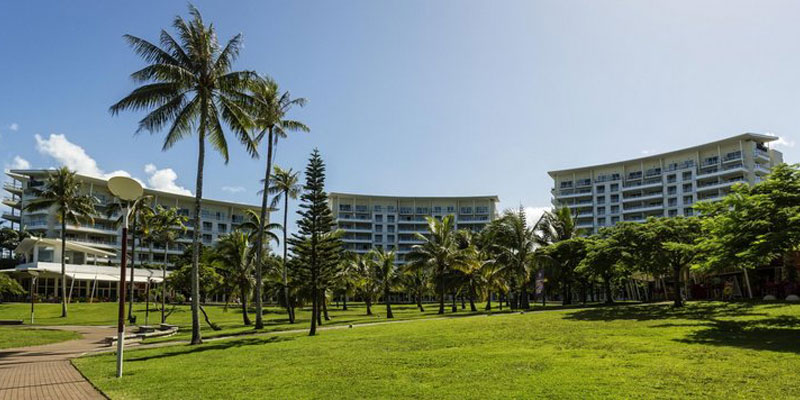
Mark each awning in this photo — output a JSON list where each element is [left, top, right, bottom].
[[2, 262, 166, 283], [15, 237, 116, 257]]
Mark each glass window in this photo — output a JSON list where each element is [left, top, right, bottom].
[[387, 215, 395, 223], [610, 183, 619, 192], [375, 215, 383, 222]]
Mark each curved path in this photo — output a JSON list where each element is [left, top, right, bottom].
[[0, 326, 120, 400]]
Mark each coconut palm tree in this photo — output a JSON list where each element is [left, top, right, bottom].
[[335, 252, 361, 311], [213, 231, 255, 325], [535, 207, 581, 305], [149, 206, 188, 323], [267, 165, 302, 322], [110, 5, 258, 344], [249, 75, 309, 330], [406, 215, 465, 314], [353, 253, 379, 316], [370, 248, 400, 319], [239, 209, 281, 322], [106, 195, 154, 321], [454, 230, 493, 312], [490, 208, 541, 309], [24, 167, 97, 317]]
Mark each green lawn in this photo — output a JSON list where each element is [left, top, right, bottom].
[[0, 301, 520, 343], [73, 301, 800, 399], [0, 327, 81, 349]]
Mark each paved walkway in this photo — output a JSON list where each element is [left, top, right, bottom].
[[0, 326, 120, 400]]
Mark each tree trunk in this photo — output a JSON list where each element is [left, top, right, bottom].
[[282, 194, 293, 323], [240, 278, 251, 326], [60, 213, 67, 317], [322, 291, 330, 321], [469, 286, 477, 312], [190, 125, 205, 345], [342, 292, 348, 311], [438, 272, 445, 314], [161, 246, 168, 323], [499, 292, 504, 310], [385, 288, 394, 318], [309, 286, 317, 336], [128, 214, 137, 321], [366, 299, 372, 316], [417, 292, 424, 312], [255, 127, 275, 330], [672, 265, 683, 307], [603, 274, 614, 305], [451, 291, 458, 313], [520, 285, 530, 310]]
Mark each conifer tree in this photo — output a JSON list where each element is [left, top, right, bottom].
[[289, 149, 342, 336]]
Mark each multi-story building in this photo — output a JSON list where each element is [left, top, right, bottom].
[[548, 133, 784, 234], [329, 193, 499, 263], [3, 169, 261, 267]]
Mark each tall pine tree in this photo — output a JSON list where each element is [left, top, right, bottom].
[[289, 149, 342, 336]]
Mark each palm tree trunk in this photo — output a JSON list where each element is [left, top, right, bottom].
[[469, 284, 477, 312], [317, 291, 323, 325], [438, 272, 445, 314], [451, 291, 457, 313], [342, 292, 348, 311], [417, 292, 424, 312], [282, 194, 293, 323], [161, 246, 168, 323], [60, 212, 67, 318], [385, 288, 394, 318], [240, 278, 251, 326], [255, 127, 275, 330], [128, 214, 137, 320], [366, 299, 372, 316], [189, 126, 205, 345], [485, 293, 492, 311]]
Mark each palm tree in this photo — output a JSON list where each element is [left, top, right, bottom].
[[249, 75, 309, 330], [239, 209, 281, 322], [213, 231, 255, 325], [335, 252, 361, 311], [454, 230, 493, 312], [24, 167, 97, 317], [490, 208, 540, 309], [107, 195, 154, 321], [401, 261, 430, 312], [353, 253, 379, 316], [406, 215, 464, 314], [110, 5, 258, 344], [535, 207, 581, 305], [149, 206, 188, 323], [370, 248, 399, 318], [267, 165, 302, 323]]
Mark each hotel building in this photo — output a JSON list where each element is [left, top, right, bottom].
[[548, 133, 784, 234], [329, 193, 499, 263], [2, 169, 261, 299]]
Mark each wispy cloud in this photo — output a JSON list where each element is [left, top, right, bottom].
[[8, 123, 18, 131], [524, 206, 549, 227], [765, 132, 795, 149], [222, 186, 245, 193]]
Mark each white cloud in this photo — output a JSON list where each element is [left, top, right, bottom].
[[144, 164, 192, 196], [221, 186, 245, 193], [765, 132, 795, 149], [641, 149, 652, 155], [35, 133, 109, 178], [9, 123, 18, 131], [9, 156, 30, 170], [524, 206, 549, 227]]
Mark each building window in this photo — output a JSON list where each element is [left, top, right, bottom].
[[668, 209, 678, 217], [667, 186, 677, 195], [202, 234, 212, 244], [203, 222, 213, 231], [683, 195, 693, 205], [387, 235, 395, 243], [683, 183, 693, 192], [597, 207, 606, 215], [387, 215, 395, 223], [597, 217, 606, 226], [682, 171, 692, 180], [375, 225, 383, 232], [596, 196, 605, 205], [433, 206, 442, 214], [375, 215, 383, 222], [339, 204, 352, 211], [684, 208, 694, 216], [667, 174, 677, 183], [611, 205, 619, 214], [374, 234, 383, 243], [611, 216, 620, 224], [373, 205, 383, 212], [476, 206, 488, 214], [387, 225, 395, 233], [610, 183, 619, 192], [668, 198, 677, 207], [217, 223, 227, 233], [596, 186, 605, 194], [610, 194, 619, 203]]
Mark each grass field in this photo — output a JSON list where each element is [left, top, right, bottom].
[[0, 327, 80, 349], [73, 301, 800, 399], [0, 301, 523, 343]]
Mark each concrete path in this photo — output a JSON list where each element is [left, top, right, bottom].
[[0, 326, 120, 400]]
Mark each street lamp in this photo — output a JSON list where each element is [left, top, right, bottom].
[[108, 176, 143, 379], [29, 270, 39, 324]]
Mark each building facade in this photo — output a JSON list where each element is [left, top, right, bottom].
[[3, 169, 262, 268], [548, 133, 784, 234], [329, 193, 499, 264]]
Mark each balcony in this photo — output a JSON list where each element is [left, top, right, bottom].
[[2, 212, 20, 222], [696, 177, 746, 192], [754, 164, 771, 175], [554, 188, 593, 199], [701, 158, 719, 167], [458, 216, 490, 223], [622, 179, 662, 191], [722, 152, 742, 163], [3, 183, 22, 193], [754, 149, 770, 162], [623, 203, 664, 213], [665, 161, 695, 172], [337, 214, 373, 222], [697, 163, 746, 179], [566, 201, 594, 209], [1, 197, 20, 208], [622, 192, 663, 202]]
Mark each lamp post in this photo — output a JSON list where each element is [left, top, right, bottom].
[[29, 271, 39, 324], [108, 176, 143, 379]]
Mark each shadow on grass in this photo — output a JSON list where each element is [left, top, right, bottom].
[[128, 336, 293, 362], [564, 301, 800, 354]]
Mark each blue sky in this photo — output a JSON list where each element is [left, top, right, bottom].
[[1, 0, 798, 231]]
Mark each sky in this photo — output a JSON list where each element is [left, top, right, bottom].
[[1, 0, 799, 232]]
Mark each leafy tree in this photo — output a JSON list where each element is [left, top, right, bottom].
[[0, 226, 27, 259], [288, 149, 342, 336], [454, 230, 493, 312], [406, 215, 463, 314], [401, 260, 430, 312], [250, 76, 309, 330], [370, 248, 400, 318], [352, 253, 379, 315], [0, 274, 24, 299], [578, 234, 626, 304], [335, 252, 362, 311], [111, 5, 257, 345], [212, 231, 255, 325], [268, 165, 302, 323], [24, 167, 97, 317], [639, 217, 702, 307], [696, 163, 800, 292], [538, 236, 589, 305]]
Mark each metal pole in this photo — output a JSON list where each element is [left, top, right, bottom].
[[116, 205, 129, 378], [30, 276, 36, 324]]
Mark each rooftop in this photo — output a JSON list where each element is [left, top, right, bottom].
[[547, 133, 779, 176], [329, 192, 500, 202]]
